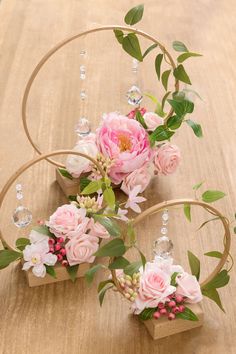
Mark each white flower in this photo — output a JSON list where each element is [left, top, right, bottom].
[[125, 185, 146, 213], [114, 208, 129, 221], [22, 240, 57, 278]]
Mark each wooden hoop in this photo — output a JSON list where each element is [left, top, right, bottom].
[[21, 25, 179, 167], [0, 150, 105, 251], [111, 199, 231, 292]]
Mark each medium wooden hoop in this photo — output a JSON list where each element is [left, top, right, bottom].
[[21, 25, 179, 167], [111, 199, 231, 292], [0, 150, 105, 251]]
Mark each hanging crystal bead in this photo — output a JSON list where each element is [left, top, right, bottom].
[[80, 65, 86, 80], [75, 118, 91, 137], [80, 49, 87, 57], [80, 89, 87, 100], [153, 236, 173, 259], [12, 206, 32, 228], [126, 85, 143, 106]]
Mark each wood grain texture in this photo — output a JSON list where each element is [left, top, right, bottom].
[[0, 0, 236, 353]]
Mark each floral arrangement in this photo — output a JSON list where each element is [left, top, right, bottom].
[[59, 3, 203, 196]]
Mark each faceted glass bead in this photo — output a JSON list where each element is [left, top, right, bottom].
[[12, 206, 32, 228], [80, 65, 86, 80], [80, 89, 87, 101], [126, 85, 143, 106], [80, 49, 87, 57], [16, 184, 22, 192], [75, 118, 91, 136], [162, 211, 169, 221], [161, 227, 168, 235], [132, 59, 139, 73], [153, 236, 173, 259], [16, 191, 23, 200]]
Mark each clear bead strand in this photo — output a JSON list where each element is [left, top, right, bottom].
[[153, 209, 173, 259], [126, 58, 143, 106], [75, 49, 91, 138], [12, 183, 32, 228]]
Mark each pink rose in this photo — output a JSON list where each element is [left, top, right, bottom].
[[87, 218, 110, 239], [176, 273, 203, 303], [66, 133, 98, 178], [65, 234, 99, 265], [96, 112, 152, 184], [154, 143, 181, 175], [143, 112, 164, 131], [121, 164, 152, 195], [46, 204, 88, 239], [133, 262, 175, 314], [127, 107, 147, 119]]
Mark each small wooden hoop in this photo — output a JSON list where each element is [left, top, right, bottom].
[[0, 150, 105, 251], [111, 199, 231, 292], [21, 25, 179, 167]]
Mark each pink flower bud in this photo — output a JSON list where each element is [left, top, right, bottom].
[[57, 254, 63, 262], [158, 302, 165, 309], [153, 311, 161, 319], [49, 247, 54, 253], [58, 237, 64, 243], [175, 295, 183, 303], [168, 300, 176, 308], [172, 306, 180, 314], [55, 243, 61, 251], [48, 238, 55, 245], [160, 308, 167, 315], [168, 313, 175, 321], [62, 260, 68, 267], [178, 305, 185, 313], [60, 248, 66, 256]]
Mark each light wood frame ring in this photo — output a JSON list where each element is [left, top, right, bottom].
[[111, 199, 231, 292], [21, 25, 180, 167], [0, 150, 105, 251]]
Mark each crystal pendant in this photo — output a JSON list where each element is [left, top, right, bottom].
[[75, 118, 91, 137], [80, 49, 87, 57], [132, 59, 139, 74], [12, 205, 32, 228], [153, 236, 173, 259], [80, 65, 86, 80], [126, 85, 143, 106], [80, 89, 87, 101]]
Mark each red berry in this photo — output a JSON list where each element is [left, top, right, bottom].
[[48, 238, 55, 245], [57, 254, 63, 262], [168, 313, 175, 321], [49, 247, 54, 253], [168, 300, 176, 308], [160, 308, 167, 315], [60, 248, 66, 256], [153, 311, 161, 319], [55, 243, 61, 251], [62, 260, 68, 267], [172, 306, 180, 314], [175, 295, 183, 303], [158, 302, 165, 309], [58, 237, 64, 243], [179, 305, 185, 313]]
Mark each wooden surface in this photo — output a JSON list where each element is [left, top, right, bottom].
[[0, 0, 236, 353]]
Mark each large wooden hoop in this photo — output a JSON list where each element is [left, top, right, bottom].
[[111, 199, 231, 292], [21, 25, 179, 167], [0, 150, 105, 251]]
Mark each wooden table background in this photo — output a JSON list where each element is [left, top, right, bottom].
[[0, 0, 236, 353]]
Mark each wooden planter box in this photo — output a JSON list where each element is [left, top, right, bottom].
[[25, 262, 90, 287], [143, 303, 204, 340]]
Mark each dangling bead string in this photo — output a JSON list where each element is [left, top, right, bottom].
[[153, 208, 173, 259], [126, 58, 143, 107], [12, 183, 32, 228]]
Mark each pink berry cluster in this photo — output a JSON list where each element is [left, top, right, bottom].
[[48, 238, 68, 267], [153, 294, 186, 321]]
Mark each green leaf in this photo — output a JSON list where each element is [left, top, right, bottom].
[[202, 288, 225, 312], [98, 279, 114, 293], [85, 264, 103, 284], [93, 215, 121, 237], [66, 264, 79, 282], [168, 99, 194, 117], [155, 53, 163, 80], [103, 187, 115, 209], [176, 306, 199, 321], [177, 52, 202, 63], [188, 250, 200, 280], [184, 204, 191, 222], [0, 250, 22, 269], [15, 238, 30, 251], [124, 4, 144, 25], [139, 307, 156, 321], [113, 29, 124, 44], [81, 180, 101, 195], [94, 238, 126, 257], [197, 217, 220, 230], [109, 256, 130, 270], [173, 40, 188, 52], [98, 283, 113, 306], [203, 270, 230, 290], [45, 265, 56, 279], [185, 119, 203, 138], [135, 247, 146, 268], [204, 251, 223, 259], [33, 225, 53, 237], [149, 125, 175, 144], [58, 168, 73, 180], [201, 190, 226, 203], [136, 110, 148, 129], [122, 33, 143, 62], [144, 93, 165, 118], [174, 65, 191, 84], [161, 91, 171, 110], [170, 272, 179, 286], [167, 115, 183, 130], [161, 69, 171, 91], [127, 223, 136, 245], [143, 43, 158, 59], [193, 181, 204, 190], [124, 261, 142, 276], [79, 176, 91, 192]]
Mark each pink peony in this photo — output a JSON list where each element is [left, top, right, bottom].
[[176, 273, 203, 303], [153, 143, 181, 176], [65, 233, 99, 265], [46, 204, 88, 239], [133, 262, 176, 314], [121, 164, 152, 195], [87, 218, 110, 239], [96, 112, 152, 184], [143, 112, 164, 131], [66, 133, 98, 178]]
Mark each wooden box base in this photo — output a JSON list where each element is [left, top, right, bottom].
[[56, 168, 80, 197], [25, 263, 91, 287], [143, 303, 204, 340]]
